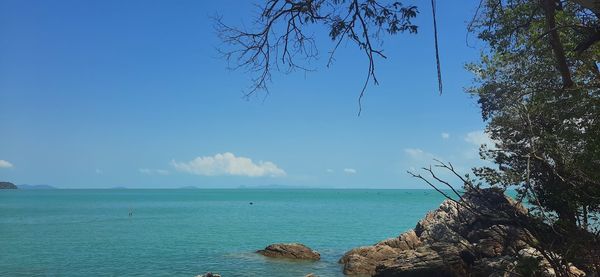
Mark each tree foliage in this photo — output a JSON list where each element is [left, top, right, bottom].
[[468, 0, 600, 272]]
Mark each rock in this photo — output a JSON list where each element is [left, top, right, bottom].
[[339, 188, 586, 277], [339, 230, 421, 275], [376, 230, 422, 250], [375, 244, 469, 277], [196, 273, 221, 277], [257, 243, 320, 260], [0, 182, 17, 189]]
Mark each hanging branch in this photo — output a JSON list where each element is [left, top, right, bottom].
[[215, 0, 419, 112], [431, 0, 443, 94]]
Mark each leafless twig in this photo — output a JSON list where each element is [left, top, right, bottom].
[[215, 0, 418, 113]]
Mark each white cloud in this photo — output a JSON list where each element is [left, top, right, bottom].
[[343, 168, 357, 174], [404, 148, 425, 158], [403, 148, 444, 169], [464, 130, 497, 159], [465, 130, 495, 147], [404, 148, 439, 161], [441, 132, 450, 139], [0, 160, 13, 169], [326, 169, 334, 173], [171, 152, 285, 177], [156, 169, 170, 175], [139, 168, 170, 175]]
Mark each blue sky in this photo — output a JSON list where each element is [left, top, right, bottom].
[[0, 0, 493, 188]]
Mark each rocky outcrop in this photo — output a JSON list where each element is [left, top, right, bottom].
[[0, 182, 17, 189], [257, 243, 320, 260], [339, 188, 586, 277], [339, 230, 422, 276]]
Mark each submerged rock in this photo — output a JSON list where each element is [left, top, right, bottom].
[[196, 273, 221, 277], [339, 188, 585, 277], [257, 243, 320, 260]]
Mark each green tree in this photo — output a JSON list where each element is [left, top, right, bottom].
[[469, 0, 600, 230], [467, 0, 600, 271]]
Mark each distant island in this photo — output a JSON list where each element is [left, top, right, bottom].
[[0, 182, 18, 189], [178, 186, 199, 189], [17, 184, 57, 190], [237, 184, 312, 189]]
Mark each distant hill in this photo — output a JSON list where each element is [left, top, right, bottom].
[[0, 182, 18, 189], [179, 186, 199, 189], [237, 184, 311, 189], [17, 184, 57, 190]]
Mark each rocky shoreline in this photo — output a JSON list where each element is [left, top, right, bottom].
[[201, 188, 587, 276], [338, 188, 585, 276]]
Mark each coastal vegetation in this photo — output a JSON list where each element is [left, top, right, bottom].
[[468, 1, 600, 274], [218, 0, 600, 275]]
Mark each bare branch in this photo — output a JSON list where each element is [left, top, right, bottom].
[[407, 170, 461, 205], [215, 0, 418, 111]]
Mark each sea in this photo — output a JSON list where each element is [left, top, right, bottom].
[[0, 189, 447, 276]]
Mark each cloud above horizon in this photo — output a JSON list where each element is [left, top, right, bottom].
[[441, 132, 450, 139], [464, 130, 497, 159], [404, 148, 440, 161], [0, 160, 14, 169], [465, 130, 495, 147], [343, 168, 357, 174], [139, 168, 170, 175], [171, 152, 286, 177]]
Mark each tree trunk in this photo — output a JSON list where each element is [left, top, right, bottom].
[[542, 0, 575, 88]]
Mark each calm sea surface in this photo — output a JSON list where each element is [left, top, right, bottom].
[[0, 189, 446, 276]]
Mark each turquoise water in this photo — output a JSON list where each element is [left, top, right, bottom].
[[0, 189, 446, 276]]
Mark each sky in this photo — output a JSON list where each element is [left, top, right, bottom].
[[0, 0, 494, 188]]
